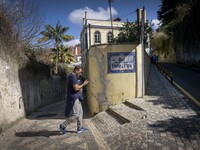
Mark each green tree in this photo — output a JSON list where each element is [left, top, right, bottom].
[[156, 0, 199, 56], [114, 21, 152, 45], [114, 22, 139, 43], [50, 45, 75, 64], [38, 21, 74, 74], [157, 0, 193, 34], [150, 31, 173, 57]]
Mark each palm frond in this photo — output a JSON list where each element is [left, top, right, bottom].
[[40, 31, 52, 38], [61, 34, 74, 41], [45, 24, 55, 33], [38, 36, 51, 43], [56, 21, 62, 33], [65, 56, 75, 63], [51, 48, 57, 52], [49, 53, 56, 57], [63, 48, 69, 53], [65, 53, 74, 57], [62, 27, 69, 33]]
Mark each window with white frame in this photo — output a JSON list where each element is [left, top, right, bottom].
[[107, 32, 113, 43], [94, 31, 101, 44]]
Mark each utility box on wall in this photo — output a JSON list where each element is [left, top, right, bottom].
[[86, 44, 138, 114]]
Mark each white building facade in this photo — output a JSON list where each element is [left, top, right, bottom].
[[80, 18, 125, 69]]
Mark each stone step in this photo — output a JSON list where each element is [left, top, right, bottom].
[[85, 119, 112, 150], [124, 100, 144, 111], [109, 103, 147, 122], [91, 100, 147, 139], [125, 97, 149, 110], [107, 107, 131, 124], [91, 111, 122, 136]]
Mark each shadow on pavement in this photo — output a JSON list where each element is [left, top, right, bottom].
[[27, 113, 66, 120], [148, 115, 200, 139], [145, 65, 199, 112], [15, 130, 76, 138], [146, 97, 190, 110], [26, 101, 94, 120], [146, 66, 200, 142]]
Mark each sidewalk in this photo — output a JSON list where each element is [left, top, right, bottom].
[[0, 65, 200, 150]]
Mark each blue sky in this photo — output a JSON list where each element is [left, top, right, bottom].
[[36, 0, 162, 46]]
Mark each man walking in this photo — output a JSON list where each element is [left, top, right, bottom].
[[59, 65, 89, 134]]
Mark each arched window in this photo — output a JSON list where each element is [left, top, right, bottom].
[[94, 31, 101, 44], [107, 32, 113, 43]]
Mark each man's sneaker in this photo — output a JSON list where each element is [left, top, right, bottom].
[[58, 124, 66, 135], [77, 127, 88, 133]]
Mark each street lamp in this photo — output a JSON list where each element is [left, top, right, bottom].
[[108, 0, 114, 42]]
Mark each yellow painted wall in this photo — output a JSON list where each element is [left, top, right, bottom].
[[86, 44, 137, 114], [135, 44, 151, 97]]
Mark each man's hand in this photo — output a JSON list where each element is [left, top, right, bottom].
[[80, 88, 83, 93], [73, 79, 89, 91], [83, 79, 89, 86]]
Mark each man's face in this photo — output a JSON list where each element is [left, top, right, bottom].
[[75, 68, 83, 77]]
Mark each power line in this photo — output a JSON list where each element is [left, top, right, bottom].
[[119, 10, 137, 19]]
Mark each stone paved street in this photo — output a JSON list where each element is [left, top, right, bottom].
[[0, 65, 200, 150]]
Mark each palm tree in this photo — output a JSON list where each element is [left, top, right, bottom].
[[38, 21, 74, 74], [50, 45, 75, 64]]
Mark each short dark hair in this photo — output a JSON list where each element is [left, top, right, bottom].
[[73, 65, 82, 71]]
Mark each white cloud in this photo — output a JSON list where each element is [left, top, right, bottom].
[[151, 19, 161, 31], [64, 39, 80, 47], [69, 6, 118, 25]]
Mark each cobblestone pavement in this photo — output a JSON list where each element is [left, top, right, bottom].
[[0, 65, 200, 150]]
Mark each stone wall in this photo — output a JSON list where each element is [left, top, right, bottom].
[[174, 1, 200, 67], [176, 42, 200, 67], [18, 61, 66, 115], [0, 41, 66, 133]]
